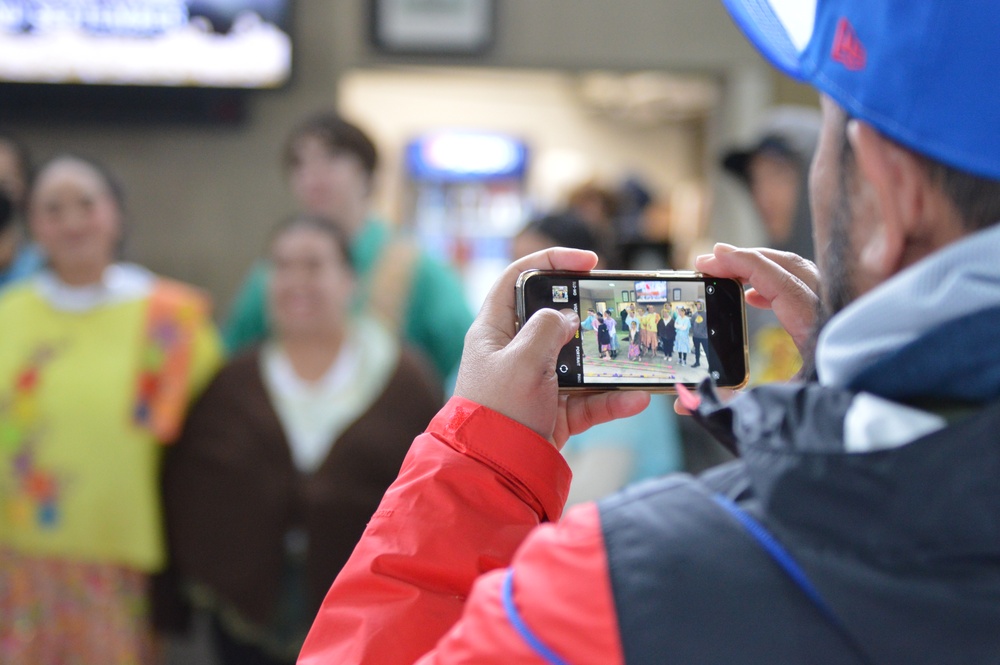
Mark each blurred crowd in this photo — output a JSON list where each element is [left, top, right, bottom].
[[0, 104, 818, 665]]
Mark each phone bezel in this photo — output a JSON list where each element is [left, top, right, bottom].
[[515, 269, 749, 392]]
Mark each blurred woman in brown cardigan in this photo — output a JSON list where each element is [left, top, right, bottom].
[[162, 215, 442, 665]]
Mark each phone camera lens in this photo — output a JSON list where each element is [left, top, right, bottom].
[[706, 285, 715, 295]]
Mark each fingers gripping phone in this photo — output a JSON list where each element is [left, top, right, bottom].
[[515, 270, 749, 392]]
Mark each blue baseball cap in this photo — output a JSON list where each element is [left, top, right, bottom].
[[721, 0, 1000, 181]]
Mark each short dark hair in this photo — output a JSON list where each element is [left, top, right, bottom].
[[839, 117, 1000, 232], [283, 111, 378, 180], [518, 212, 598, 254], [31, 153, 126, 211], [917, 157, 1000, 232], [268, 214, 355, 273]]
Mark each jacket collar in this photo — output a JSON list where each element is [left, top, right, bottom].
[[696, 379, 1000, 565], [816, 222, 1000, 389]]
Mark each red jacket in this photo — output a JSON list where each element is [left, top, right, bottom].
[[297, 396, 624, 664]]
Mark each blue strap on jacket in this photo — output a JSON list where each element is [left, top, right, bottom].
[[502, 568, 569, 665], [712, 495, 842, 623], [713, 493, 874, 665], [501, 493, 873, 665]]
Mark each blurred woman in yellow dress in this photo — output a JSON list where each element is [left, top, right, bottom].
[[0, 155, 221, 664]]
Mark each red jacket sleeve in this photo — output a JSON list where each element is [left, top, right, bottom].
[[297, 397, 624, 665]]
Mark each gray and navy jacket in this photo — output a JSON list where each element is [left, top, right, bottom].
[[600, 305, 1000, 663]]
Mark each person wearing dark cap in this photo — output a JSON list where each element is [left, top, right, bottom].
[[722, 105, 820, 261], [298, 1, 1000, 663], [722, 106, 822, 383]]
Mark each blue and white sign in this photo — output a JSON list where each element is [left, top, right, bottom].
[[406, 131, 528, 181]]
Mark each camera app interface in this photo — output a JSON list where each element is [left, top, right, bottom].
[[541, 277, 716, 386]]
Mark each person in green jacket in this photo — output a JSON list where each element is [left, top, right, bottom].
[[222, 112, 473, 383]]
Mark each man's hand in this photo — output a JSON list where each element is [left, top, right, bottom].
[[695, 243, 821, 356], [455, 248, 650, 449], [673, 244, 820, 417]]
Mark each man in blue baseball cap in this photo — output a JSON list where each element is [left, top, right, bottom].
[[298, 2, 1000, 663]]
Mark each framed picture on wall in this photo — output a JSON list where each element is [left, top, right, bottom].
[[630, 290, 636, 301], [672, 287, 683, 301], [370, 0, 496, 55], [621, 290, 630, 302]]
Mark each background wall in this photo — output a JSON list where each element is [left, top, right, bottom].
[[338, 66, 710, 232], [3, 0, 807, 318]]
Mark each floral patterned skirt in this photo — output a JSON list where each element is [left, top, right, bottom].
[[0, 547, 157, 665]]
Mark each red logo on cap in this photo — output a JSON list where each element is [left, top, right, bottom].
[[831, 17, 866, 70]]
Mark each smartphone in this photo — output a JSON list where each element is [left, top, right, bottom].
[[515, 270, 749, 391]]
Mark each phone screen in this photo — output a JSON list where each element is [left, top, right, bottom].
[[516, 271, 749, 390]]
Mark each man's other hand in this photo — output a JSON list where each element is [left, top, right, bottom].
[[696, 243, 820, 357]]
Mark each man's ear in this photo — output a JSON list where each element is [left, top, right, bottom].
[[847, 120, 928, 279]]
